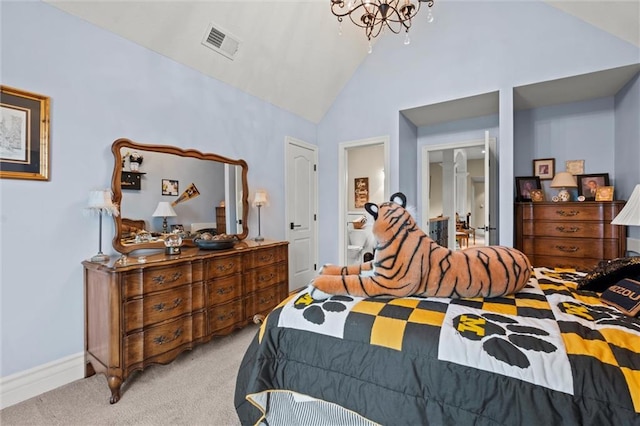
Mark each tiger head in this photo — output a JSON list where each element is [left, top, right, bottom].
[[365, 192, 418, 245]]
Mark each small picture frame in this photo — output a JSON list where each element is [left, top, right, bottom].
[[533, 158, 555, 180], [515, 176, 542, 202], [565, 160, 584, 175], [530, 189, 545, 202], [162, 179, 179, 196], [577, 173, 610, 201], [595, 186, 614, 201]]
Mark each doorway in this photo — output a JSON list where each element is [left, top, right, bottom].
[[338, 136, 390, 265], [421, 134, 497, 249]]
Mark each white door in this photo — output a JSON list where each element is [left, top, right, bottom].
[[285, 137, 318, 292]]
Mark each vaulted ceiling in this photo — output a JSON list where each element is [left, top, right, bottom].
[[45, 1, 639, 124]]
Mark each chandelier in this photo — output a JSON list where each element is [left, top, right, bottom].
[[330, 0, 434, 46]]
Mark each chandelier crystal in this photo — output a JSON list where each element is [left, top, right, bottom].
[[330, 0, 435, 42]]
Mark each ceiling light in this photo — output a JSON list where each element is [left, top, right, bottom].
[[331, 0, 435, 51]]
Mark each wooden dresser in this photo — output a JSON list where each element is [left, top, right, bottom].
[[514, 202, 626, 270], [83, 240, 288, 403]]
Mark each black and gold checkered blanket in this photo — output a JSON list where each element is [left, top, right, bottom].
[[236, 268, 640, 425]]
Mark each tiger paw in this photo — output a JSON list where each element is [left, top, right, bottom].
[[307, 283, 332, 300]]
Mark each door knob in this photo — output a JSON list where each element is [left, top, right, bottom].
[[290, 222, 302, 230]]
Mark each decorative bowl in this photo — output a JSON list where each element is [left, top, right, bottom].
[[194, 238, 236, 250]]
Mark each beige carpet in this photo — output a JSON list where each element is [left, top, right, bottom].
[[0, 325, 259, 425]]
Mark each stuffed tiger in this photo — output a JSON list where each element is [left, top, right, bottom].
[[309, 192, 531, 300]]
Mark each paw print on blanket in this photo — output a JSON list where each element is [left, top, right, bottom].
[[453, 313, 557, 368], [558, 301, 640, 333], [293, 293, 354, 325]]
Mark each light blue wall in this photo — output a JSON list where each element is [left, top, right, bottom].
[[317, 0, 639, 264], [514, 97, 616, 197], [0, 1, 315, 377], [614, 73, 640, 240]]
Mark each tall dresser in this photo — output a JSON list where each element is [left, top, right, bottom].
[[83, 240, 288, 403], [514, 201, 626, 270]]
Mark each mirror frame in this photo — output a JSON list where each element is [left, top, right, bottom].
[[110, 138, 249, 254]]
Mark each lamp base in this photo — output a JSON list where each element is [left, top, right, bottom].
[[558, 189, 571, 202], [91, 253, 109, 263], [165, 246, 181, 255], [254, 236, 265, 242]]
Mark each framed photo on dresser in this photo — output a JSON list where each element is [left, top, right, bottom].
[[515, 176, 542, 202], [577, 173, 610, 201]]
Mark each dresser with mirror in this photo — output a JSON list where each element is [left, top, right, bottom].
[[83, 138, 288, 403]]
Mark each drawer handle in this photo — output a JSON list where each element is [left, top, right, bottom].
[[556, 210, 580, 217], [555, 245, 579, 253], [216, 263, 235, 272], [259, 295, 275, 305], [556, 226, 579, 233], [153, 327, 183, 345], [217, 311, 236, 321], [152, 272, 183, 285], [258, 273, 275, 282], [216, 286, 233, 295], [152, 298, 183, 312]]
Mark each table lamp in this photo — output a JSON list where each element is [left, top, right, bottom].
[[253, 190, 269, 242], [550, 172, 577, 202], [152, 201, 177, 234], [87, 189, 119, 262], [612, 184, 640, 256]]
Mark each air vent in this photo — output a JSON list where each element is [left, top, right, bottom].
[[201, 22, 240, 60]]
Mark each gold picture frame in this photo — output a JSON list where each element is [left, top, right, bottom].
[[595, 186, 614, 201], [530, 189, 545, 202], [0, 85, 50, 180]]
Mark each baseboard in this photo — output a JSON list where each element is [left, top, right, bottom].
[[0, 352, 85, 410]]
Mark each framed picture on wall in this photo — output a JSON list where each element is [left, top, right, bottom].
[[577, 173, 610, 201], [0, 85, 50, 180], [515, 176, 542, 202], [354, 177, 369, 208], [162, 179, 179, 196], [533, 158, 555, 180]]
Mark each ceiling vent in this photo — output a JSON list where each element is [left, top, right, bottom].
[[201, 22, 240, 60]]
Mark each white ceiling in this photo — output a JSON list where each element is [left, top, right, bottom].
[[44, 1, 639, 124]]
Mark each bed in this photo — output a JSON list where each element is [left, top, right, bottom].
[[234, 267, 640, 425]]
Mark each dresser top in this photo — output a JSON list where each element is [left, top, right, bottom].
[[83, 239, 288, 271]]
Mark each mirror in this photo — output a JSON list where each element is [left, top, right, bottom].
[[110, 138, 249, 254]]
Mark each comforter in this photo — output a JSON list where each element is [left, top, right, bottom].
[[235, 268, 640, 425]]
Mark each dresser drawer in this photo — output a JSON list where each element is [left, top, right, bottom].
[[123, 283, 204, 333], [244, 262, 287, 293], [245, 284, 286, 319], [208, 299, 244, 333], [206, 254, 242, 278], [522, 203, 622, 222], [245, 246, 287, 269], [124, 314, 205, 368], [123, 264, 193, 298], [207, 274, 242, 305], [522, 221, 603, 239], [529, 255, 599, 271], [523, 237, 603, 259]]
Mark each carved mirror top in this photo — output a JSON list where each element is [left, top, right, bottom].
[[111, 138, 249, 254]]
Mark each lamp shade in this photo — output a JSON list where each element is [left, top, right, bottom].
[[550, 172, 578, 188], [87, 189, 119, 216], [253, 190, 269, 207], [612, 184, 640, 226], [152, 201, 177, 218]]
